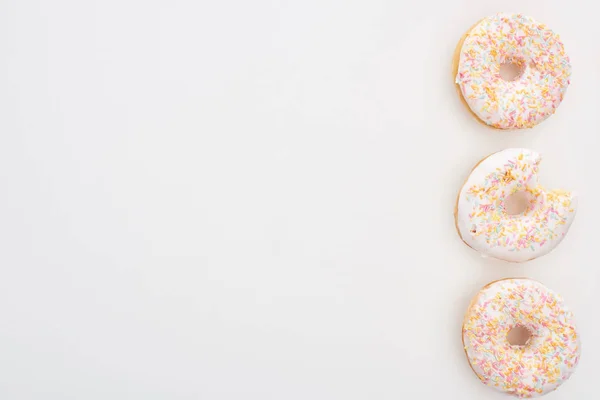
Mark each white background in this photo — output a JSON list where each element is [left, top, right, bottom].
[[0, 0, 597, 399]]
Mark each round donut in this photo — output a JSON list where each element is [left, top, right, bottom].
[[463, 278, 580, 397], [454, 148, 577, 262], [453, 13, 571, 129]]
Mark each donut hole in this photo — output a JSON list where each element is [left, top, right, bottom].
[[504, 191, 531, 216], [499, 60, 526, 81], [507, 325, 532, 346]]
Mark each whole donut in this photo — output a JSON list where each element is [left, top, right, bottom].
[[463, 278, 580, 397], [455, 148, 577, 262], [454, 13, 571, 129]]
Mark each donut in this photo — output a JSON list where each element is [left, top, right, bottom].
[[453, 13, 571, 129], [463, 278, 580, 397], [454, 148, 577, 262]]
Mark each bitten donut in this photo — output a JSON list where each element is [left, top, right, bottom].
[[453, 13, 571, 129], [455, 148, 576, 262], [463, 278, 580, 398]]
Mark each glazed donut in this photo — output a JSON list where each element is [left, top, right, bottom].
[[455, 148, 576, 262], [453, 13, 571, 129], [463, 278, 580, 397]]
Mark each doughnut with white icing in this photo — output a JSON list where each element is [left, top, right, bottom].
[[463, 278, 580, 397], [454, 13, 571, 129], [455, 148, 576, 262]]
